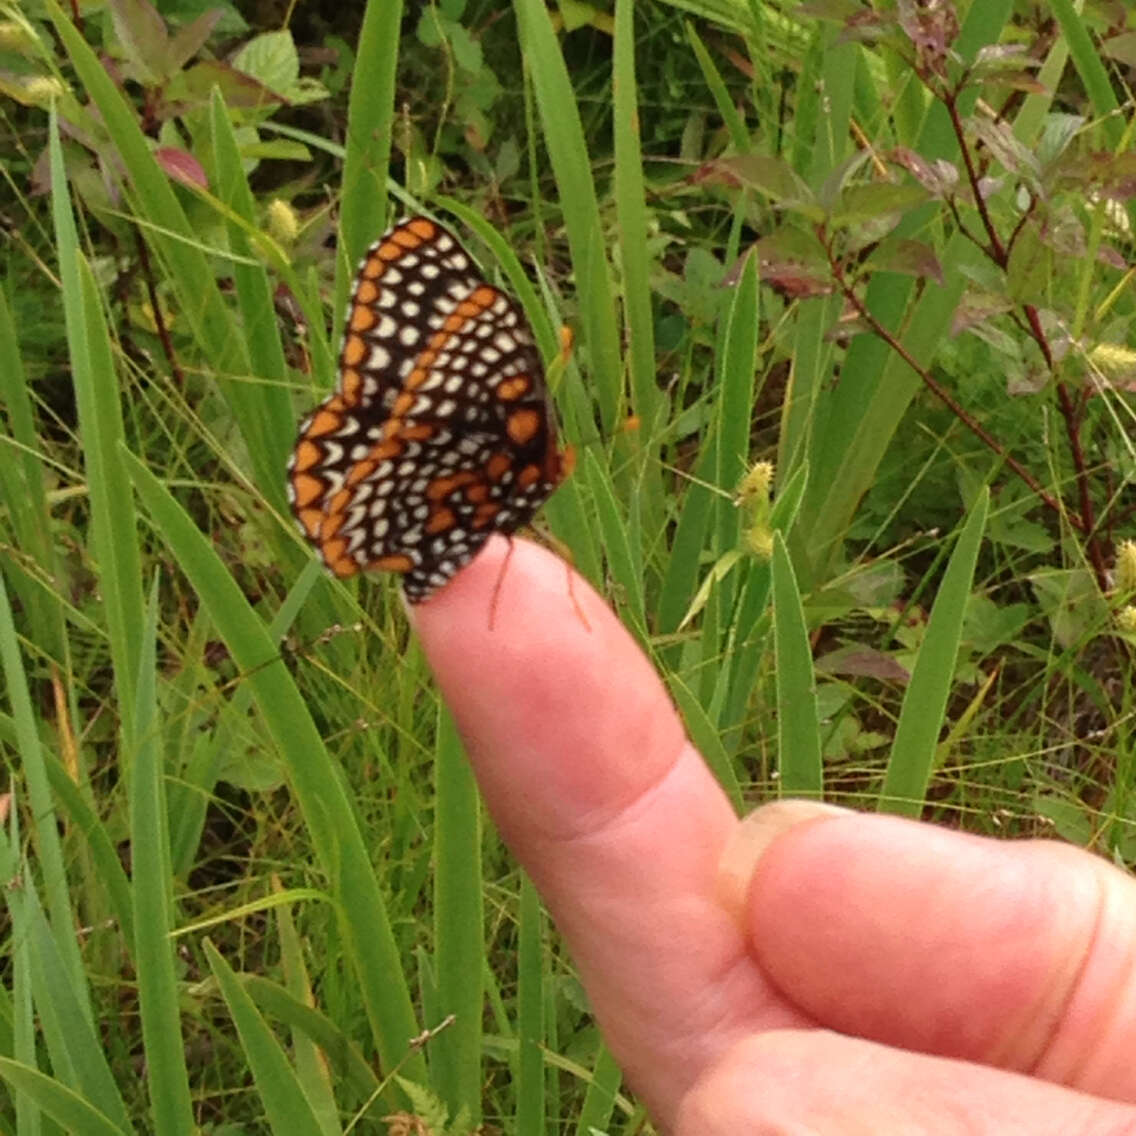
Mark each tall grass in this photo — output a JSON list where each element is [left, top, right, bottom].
[[0, 0, 1133, 1130]]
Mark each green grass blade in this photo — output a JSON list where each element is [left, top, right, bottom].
[[432, 709, 484, 1124], [1049, 0, 1122, 146], [671, 678, 743, 809], [880, 489, 989, 816], [0, 570, 89, 1018], [121, 448, 425, 1083], [613, 0, 664, 440], [206, 88, 298, 493], [771, 533, 823, 797], [336, 0, 404, 315], [515, 874, 545, 1135], [514, 0, 622, 431], [583, 449, 645, 638], [715, 252, 760, 557], [0, 1060, 127, 1136], [242, 974, 381, 1103], [44, 758, 134, 948], [0, 286, 65, 663], [0, 861, 134, 1132], [130, 577, 194, 1134], [203, 941, 325, 1134], [573, 1042, 622, 1136], [686, 22, 750, 153], [43, 0, 287, 502], [49, 112, 145, 754], [803, 230, 969, 575]]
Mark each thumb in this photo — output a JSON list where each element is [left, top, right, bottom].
[[725, 803, 1136, 1099]]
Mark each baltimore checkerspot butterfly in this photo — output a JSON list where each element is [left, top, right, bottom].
[[287, 216, 573, 602]]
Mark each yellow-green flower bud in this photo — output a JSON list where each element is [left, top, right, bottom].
[[1115, 539, 1136, 594], [266, 198, 299, 245]]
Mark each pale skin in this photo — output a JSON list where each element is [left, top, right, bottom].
[[410, 536, 1136, 1134]]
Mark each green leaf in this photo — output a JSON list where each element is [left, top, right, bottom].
[[880, 490, 989, 815], [232, 29, 299, 93]]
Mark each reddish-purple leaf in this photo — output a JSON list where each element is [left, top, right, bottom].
[[875, 238, 944, 285], [155, 147, 208, 189]]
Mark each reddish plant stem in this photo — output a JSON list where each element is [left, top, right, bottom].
[[943, 91, 1006, 263], [133, 227, 184, 388], [939, 83, 1106, 584], [824, 238, 1082, 533]]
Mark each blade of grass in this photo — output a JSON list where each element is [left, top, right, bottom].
[[0, 568, 88, 1014], [879, 489, 989, 815], [242, 974, 381, 1103], [121, 447, 425, 1085], [686, 22, 750, 153], [582, 449, 646, 639], [206, 88, 307, 447], [613, 0, 665, 445], [0, 1061, 127, 1136], [336, 0, 404, 319], [515, 873, 545, 1136], [0, 823, 133, 1132], [0, 287, 65, 663], [44, 0, 285, 504], [514, 0, 622, 432], [573, 1042, 622, 1136], [203, 940, 326, 1134], [771, 532, 823, 797], [49, 111, 145, 758], [130, 576, 194, 1134], [432, 708, 485, 1124]]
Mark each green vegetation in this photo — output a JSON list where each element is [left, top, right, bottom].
[[2, 0, 1136, 1130]]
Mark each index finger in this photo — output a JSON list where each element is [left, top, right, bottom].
[[410, 536, 792, 1115]]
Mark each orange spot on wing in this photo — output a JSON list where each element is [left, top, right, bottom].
[[427, 471, 479, 500], [496, 375, 531, 401], [297, 506, 323, 537], [341, 368, 362, 402], [426, 507, 456, 534], [292, 440, 321, 473], [324, 541, 357, 577], [486, 454, 512, 481], [350, 303, 376, 332], [473, 502, 501, 528], [306, 409, 343, 439], [506, 408, 541, 445], [355, 278, 378, 304], [398, 422, 436, 442], [346, 459, 378, 487], [407, 218, 436, 241], [343, 336, 367, 366], [392, 226, 423, 249], [374, 554, 414, 573], [291, 471, 324, 507], [517, 464, 542, 489]]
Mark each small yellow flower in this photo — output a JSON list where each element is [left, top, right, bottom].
[[1115, 539, 1136, 594], [737, 460, 775, 560], [0, 20, 36, 53], [266, 198, 299, 245], [1116, 605, 1136, 634], [745, 525, 774, 561], [22, 76, 68, 107], [736, 460, 774, 507]]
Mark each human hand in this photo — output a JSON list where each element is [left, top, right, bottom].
[[412, 537, 1136, 1134]]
